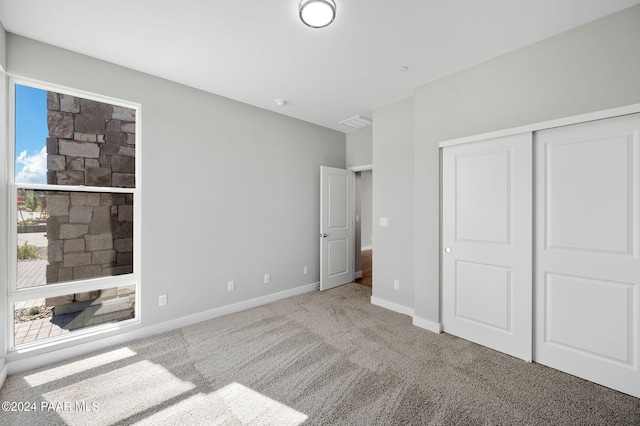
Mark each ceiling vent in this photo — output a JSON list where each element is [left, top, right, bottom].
[[339, 115, 372, 129]]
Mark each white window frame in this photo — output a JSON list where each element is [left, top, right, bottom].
[[7, 76, 142, 350]]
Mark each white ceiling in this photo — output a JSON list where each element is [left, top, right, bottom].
[[1, 0, 639, 132]]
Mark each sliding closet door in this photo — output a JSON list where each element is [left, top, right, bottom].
[[442, 133, 532, 361], [535, 114, 640, 398]]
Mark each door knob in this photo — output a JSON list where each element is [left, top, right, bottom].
[[445, 247, 451, 253], [322, 233, 328, 238]]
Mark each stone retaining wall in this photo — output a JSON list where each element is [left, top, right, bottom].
[[45, 192, 134, 285], [45, 92, 136, 310], [46, 93, 135, 187]]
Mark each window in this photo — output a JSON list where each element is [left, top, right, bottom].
[[9, 79, 140, 348]]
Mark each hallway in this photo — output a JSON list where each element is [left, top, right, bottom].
[[355, 249, 372, 287]]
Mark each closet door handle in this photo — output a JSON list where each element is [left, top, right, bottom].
[[445, 247, 451, 253]]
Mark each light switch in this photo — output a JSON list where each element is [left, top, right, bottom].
[[380, 217, 388, 227]]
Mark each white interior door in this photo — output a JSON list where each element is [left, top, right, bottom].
[[320, 166, 354, 291], [442, 133, 532, 361], [535, 114, 640, 398]]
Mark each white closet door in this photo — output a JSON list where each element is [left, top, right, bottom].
[[442, 133, 532, 361], [535, 113, 640, 398]]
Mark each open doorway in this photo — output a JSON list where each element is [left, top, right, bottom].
[[354, 169, 372, 287]]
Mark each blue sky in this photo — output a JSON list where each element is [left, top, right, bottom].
[[15, 84, 48, 184]]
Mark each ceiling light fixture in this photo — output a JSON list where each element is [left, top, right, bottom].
[[299, 0, 336, 28]]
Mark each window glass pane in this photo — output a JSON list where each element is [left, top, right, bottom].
[[14, 285, 136, 345], [15, 84, 136, 188], [17, 189, 134, 288]]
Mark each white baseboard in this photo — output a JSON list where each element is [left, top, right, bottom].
[[361, 246, 372, 251], [6, 282, 319, 376], [355, 271, 363, 279], [413, 316, 442, 334], [145, 281, 319, 334], [370, 296, 414, 317]]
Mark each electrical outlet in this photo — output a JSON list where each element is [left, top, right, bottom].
[[159, 294, 167, 306], [303, 266, 308, 275], [264, 273, 270, 284], [394, 280, 399, 290], [228, 281, 234, 291]]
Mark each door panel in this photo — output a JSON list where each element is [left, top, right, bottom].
[[320, 166, 354, 291], [544, 273, 634, 365], [328, 174, 348, 228], [456, 150, 511, 244], [327, 239, 348, 277], [535, 113, 640, 398], [442, 133, 532, 361], [455, 261, 511, 331], [545, 134, 632, 254]]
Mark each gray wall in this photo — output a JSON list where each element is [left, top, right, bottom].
[[411, 5, 640, 323], [0, 20, 5, 71], [4, 35, 345, 355], [346, 126, 372, 168], [372, 98, 414, 309]]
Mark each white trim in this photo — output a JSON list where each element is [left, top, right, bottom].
[[7, 77, 142, 351], [0, 71, 8, 383], [9, 274, 137, 302], [350, 164, 373, 172], [8, 74, 139, 110], [10, 316, 139, 354], [370, 296, 414, 317], [361, 245, 372, 251], [6, 282, 318, 374], [16, 183, 135, 194], [439, 103, 640, 148], [355, 271, 363, 279], [134, 102, 143, 330], [0, 358, 7, 390], [7, 82, 16, 298], [413, 315, 442, 334]]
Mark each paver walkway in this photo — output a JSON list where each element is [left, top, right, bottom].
[[15, 239, 134, 346], [14, 297, 134, 345]]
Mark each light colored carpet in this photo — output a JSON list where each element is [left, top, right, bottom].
[[1, 283, 638, 425]]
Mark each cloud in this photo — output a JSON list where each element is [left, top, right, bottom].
[[16, 146, 47, 184]]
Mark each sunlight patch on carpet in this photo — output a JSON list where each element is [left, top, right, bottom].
[[44, 360, 195, 425], [24, 347, 138, 387], [136, 382, 308, 425]]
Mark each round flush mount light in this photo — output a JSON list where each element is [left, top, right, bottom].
[[299, 0, 336, 28], [275, 99, 287, 107]]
